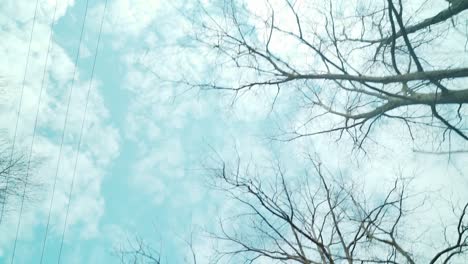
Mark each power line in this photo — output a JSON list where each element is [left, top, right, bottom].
[[10, 0, 59, 262], [39, 0, 91, 262], [58, 1, 108, 262], [0, 0, 40, 224]]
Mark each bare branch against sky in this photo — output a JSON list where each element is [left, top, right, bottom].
[[116, 0, 468, 263], [159, 0, 468, 149]]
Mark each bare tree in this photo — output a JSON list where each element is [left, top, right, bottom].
[[205, 156, 467, 264], [157, 0, 468, 149], [114, 236, 163, 264], [115, 154, 467, 263], [115, 231, 199, 264], [0, 139, 39, 222]]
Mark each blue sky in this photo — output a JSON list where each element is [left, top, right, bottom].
[[1, 0, 467, 263]]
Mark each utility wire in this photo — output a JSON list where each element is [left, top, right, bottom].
[[58, 1, 108, 262], [0, 0, 40, 224], [39, 0, 90, 262], [10, 1, 59, 262]]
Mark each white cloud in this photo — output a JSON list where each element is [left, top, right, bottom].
[[0, 0, 120, 259], [130, 138, 185, 205], [0, 0, 74, 25], [100, 0, 162, 36]]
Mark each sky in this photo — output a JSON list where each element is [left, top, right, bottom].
[[0, 0, 467, 263]]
